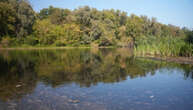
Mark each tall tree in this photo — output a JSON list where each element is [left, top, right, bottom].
[[0, 2, 16, 37], [15, 0, 36, 38]]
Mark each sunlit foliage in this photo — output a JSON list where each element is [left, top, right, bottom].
[[0, 1, 192, 56]]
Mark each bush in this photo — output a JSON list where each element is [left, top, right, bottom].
[[180, 44, 193, 57], [0, 36, 14, 47], [24, 36, 38, 46], [99, 37, 113, 46], [54, 40, 67, 47]]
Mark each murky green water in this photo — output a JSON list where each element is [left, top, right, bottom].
[[0, 48, 193, 110]]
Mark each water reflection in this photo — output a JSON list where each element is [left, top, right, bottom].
[[0, 48, 192, 110]]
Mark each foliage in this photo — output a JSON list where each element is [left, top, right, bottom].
[[0, 2, 16, 37], [0, 0, 35, 38], [0, 2, 192, 56], [135, 36, 193, 57], [0, 36, 16, 47]]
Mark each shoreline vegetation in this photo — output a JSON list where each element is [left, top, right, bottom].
[[0, 0, 193, 57]]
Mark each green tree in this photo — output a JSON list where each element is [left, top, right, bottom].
[[0, 2, 16, 37], [15, 0, 36, 38], [33, 19, 56, 45], [126, 14, 143, 46]]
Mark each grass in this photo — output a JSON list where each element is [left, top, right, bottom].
[[134, 36, 193, 57]]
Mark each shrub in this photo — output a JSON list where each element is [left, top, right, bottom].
[[24, 36, 38, 46], [54, 40, 67, 47], [180, 44, 193, 57], [0, 36, 14, 47]]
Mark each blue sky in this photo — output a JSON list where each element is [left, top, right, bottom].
[[30, 0, 193, 29]]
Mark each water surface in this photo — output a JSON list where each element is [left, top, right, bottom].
[[0, 48, 193, 110]]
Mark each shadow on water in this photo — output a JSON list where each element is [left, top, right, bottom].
[[0, 48, 193, 110]]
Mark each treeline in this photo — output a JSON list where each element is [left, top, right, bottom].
[[0, 0, 193, 56]]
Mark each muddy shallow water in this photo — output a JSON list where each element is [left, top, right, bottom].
[[0, 48, 193, 110]]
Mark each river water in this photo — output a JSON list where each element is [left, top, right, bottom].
[[0, 48, 192, 110]]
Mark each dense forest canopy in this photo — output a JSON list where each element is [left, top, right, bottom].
[[0, 0, 192, 56]]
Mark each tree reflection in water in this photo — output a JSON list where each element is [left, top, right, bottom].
[[0, 48, 192, 102]]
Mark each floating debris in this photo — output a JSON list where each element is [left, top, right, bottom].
[[68, 99, 80, 103], [150, 95, 154, 98], [16, 85, 22, 88]]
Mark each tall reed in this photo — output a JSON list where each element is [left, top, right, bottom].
[[134, 36, 193, 57]]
